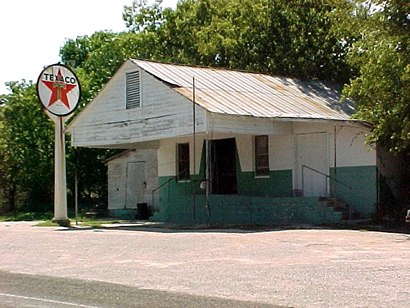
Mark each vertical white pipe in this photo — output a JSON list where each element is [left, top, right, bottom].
[[334, 125, 338, 198], [192, 76, 196, 219], [192, 76, 196, 178], [54, 117, 69, 225]]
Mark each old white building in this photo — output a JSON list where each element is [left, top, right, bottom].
[[67, 60, 377, 225]]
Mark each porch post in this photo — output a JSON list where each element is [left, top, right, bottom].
[[333, 125, 338, 198]]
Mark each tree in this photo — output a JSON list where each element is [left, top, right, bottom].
[[123, 0, 408, 152], [343, 0, 409, 153], [2, 0, 406, 214], [123, 0, 354, 82], [0, 81, 54, 211]]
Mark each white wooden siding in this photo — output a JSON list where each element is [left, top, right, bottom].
[[107, 148, 159, 210], [331, 126, 376, 167], [158, 136, 205, 177], [269, 135, 293, 171], [158, 139, 177, 177], [292, 122, 376, 168], [208, 113, 291, 136], [236, 135, 253, 172], [71, 62, 206, 148], [158, 123, 375, 179]]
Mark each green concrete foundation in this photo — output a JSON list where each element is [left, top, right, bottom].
[[153, 164, 377, 225], [330, 166, 377, 218], [153, 195, 342, 226], [109, 209, 137, 220]]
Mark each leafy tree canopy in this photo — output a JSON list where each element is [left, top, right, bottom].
[[1, 0, 408, 213], [0, 81, 54, 211], [343, 0, 409, 153], [123, 0, 409, 153], [124, 0, 354, 82]]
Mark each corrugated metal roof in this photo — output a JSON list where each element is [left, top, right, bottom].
[[131, 59, 355, 121]]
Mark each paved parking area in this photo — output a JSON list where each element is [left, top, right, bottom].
[[0, 222, 409, 307]]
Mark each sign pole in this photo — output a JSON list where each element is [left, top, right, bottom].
[[75, 167, 79, 226], [53, 116, 69, 226], [37, 63, 81, 227]]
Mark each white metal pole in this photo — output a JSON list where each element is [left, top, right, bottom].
[[192, 76, 196, 219], [54, 116, 69, 226], [334, 125, 338, 198]]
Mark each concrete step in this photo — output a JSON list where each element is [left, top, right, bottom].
[[318, 197, 363, 221]]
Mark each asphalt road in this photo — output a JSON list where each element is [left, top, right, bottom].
[[0, 271, 278, 308], [0, 222, 409, 307]]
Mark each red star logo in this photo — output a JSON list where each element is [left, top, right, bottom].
[[42, 69, 77, 109]]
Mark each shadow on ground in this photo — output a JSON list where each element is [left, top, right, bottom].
[[54, 219, 410, 235]]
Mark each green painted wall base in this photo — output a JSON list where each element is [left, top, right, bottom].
[[109, 209, 137, 220], [152, 165, 377, 225], [237, 170, 293, 197], [330, 166, 377, 218], [153, 195, 342, 226]]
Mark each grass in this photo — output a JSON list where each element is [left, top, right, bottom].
[[0, 211, 125, 228], [35, 220, 60, 227], [70, 218, 124, 228], [33, 218, 126, 228]]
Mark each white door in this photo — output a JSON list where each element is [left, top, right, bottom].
[[108, 162, 126, 209], [125, 162, 146, 209], [296, 133, 328, 197]]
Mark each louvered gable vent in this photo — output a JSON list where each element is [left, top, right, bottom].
[[126, 71, 141, 109]]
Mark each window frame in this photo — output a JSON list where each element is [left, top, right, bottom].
[[177, 143, 190, 182], [254, 135, 270, 178]]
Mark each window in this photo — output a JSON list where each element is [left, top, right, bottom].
[[255, 135, 269, 177], [126, 71, 141, 109], [177, 143, 190, 181]]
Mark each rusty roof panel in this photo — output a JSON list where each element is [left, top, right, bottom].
[[132, 59, 354, 121]]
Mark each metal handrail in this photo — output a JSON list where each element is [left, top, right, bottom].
[[301, 164, 353, 220], [151, 177, 174, 210], [150, 168, 191, 210]]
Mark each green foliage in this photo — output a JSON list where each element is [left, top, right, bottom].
[[122, 0, 409, 152], [124, 0, 353, 82], [1, 0, 408, 215], [60, 31, 158, 103], [0, 82, 54, 211], [343, 0, 409, 153], [123, 0, 166, 33]]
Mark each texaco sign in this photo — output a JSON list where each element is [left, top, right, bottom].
[[37, 63, 81, 116]]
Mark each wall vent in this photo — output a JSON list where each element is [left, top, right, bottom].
[[126, 71, 141, 109]]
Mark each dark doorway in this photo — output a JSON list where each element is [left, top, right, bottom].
[[210, 138, 237, 194]]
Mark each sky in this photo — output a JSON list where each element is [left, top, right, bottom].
[[0, 0, 178, 95]]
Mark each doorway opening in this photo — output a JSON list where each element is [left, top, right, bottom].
[[209, 138, 238, 195]]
